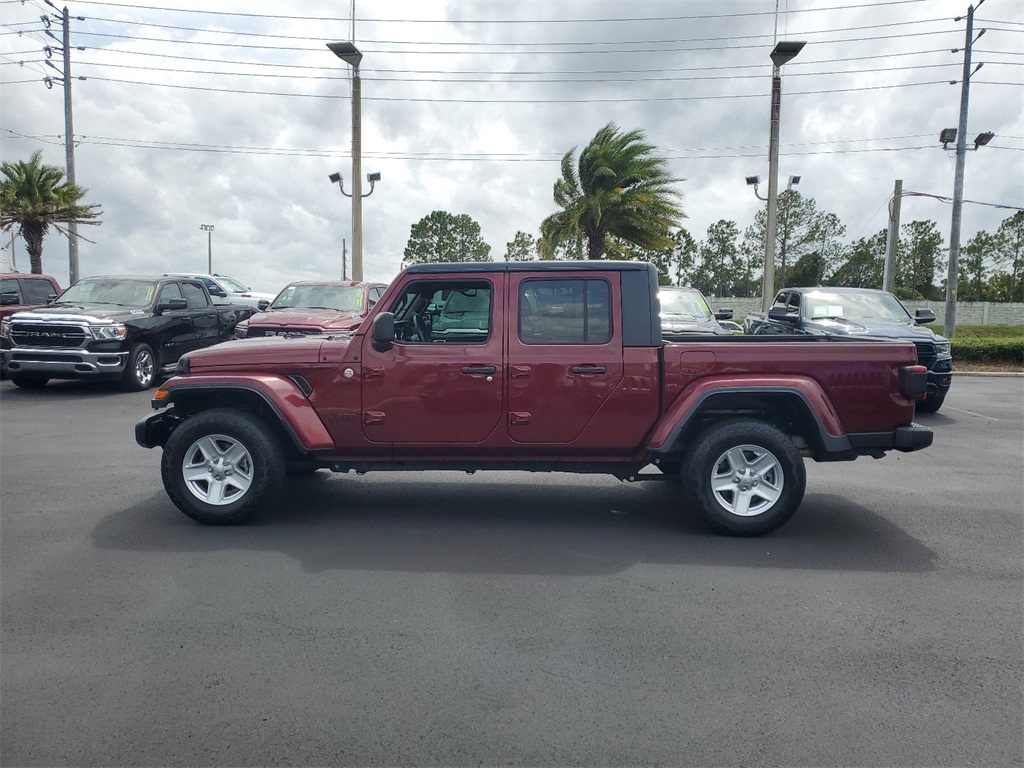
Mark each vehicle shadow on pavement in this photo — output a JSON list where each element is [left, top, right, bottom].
[[93, 476, 936, 577]]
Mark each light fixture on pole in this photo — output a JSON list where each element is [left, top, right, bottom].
[[761, 40, 806, 313], [199, 224, 214, 273], [787, 175, 801, 191], [327, 41, 366, 281], [328, 170, 381, 281]]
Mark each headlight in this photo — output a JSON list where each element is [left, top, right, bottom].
[[91, 323, 127, 340], [0, 318, 9, 339], [935, 341, 951, 356]]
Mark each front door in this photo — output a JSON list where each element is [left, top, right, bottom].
[[360, 276, 505, 445]]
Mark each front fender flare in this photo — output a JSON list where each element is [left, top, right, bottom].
[[148, 374, 334, 451]]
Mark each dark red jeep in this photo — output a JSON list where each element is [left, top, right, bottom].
[[136, 261, 932, 536], [234, 280, 387, 338]]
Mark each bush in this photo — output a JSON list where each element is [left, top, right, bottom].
[[950, 336, 1024, 363]]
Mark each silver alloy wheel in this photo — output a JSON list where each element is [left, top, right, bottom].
[[709, 443, 784, 517], [181, 433, 255, 506], [135, 348, 155, 388]]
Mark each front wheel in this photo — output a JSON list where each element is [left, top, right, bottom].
[[915, 393, 946, 413], [682, 419, 806, 536], [122, 343, 156, 391], [161, 409, 285, 524], [10, 374, 49, 389]]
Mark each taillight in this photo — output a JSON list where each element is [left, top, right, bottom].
[[899, 364, 928, 400]]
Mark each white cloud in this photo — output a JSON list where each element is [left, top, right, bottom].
[[2, 0, 1021, 293]]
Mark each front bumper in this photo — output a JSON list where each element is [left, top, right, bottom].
[[1, 346, 128, 378], [135, 408, 182, 449]]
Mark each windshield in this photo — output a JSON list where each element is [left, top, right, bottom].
[[271, 283, 363, 312], [659, 289, 713, 319], [217, 276, 248, 293], [55, 278, 157, 307], [803, 290, 912, 322]]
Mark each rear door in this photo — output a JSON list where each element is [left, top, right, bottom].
[[506, 271, 623, 444]]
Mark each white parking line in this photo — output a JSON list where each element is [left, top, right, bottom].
[[943, 404, 1001, 421]]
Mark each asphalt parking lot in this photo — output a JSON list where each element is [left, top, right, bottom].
[[1, 375, 1022, 767]]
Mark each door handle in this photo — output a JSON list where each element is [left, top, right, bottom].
[[462, 365, 496, 375], [569, 365, 607, 375]]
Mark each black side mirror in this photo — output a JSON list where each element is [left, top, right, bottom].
[[46, 293, 57, 303], [768, 306, 797, 322], [914, 308, 936, 325], [0, 292, 20, 306], [257, 299, 271, 311], [208, 287, 228, 298], [157, 298, 188, 314], [371, 312, 395, 351], [714, 307, 734, 320]]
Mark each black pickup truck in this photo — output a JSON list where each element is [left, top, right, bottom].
[[745, 286, 953, 412], [0, 275, 253, 391]]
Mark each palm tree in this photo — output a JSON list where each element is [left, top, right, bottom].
[[540, 123, 684, 260], [0, 151, 101, 274]]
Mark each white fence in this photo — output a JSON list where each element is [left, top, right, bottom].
[[706, 297, 1024, 327]]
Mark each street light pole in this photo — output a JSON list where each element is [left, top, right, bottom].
[[200, 224, 214, 273], [760, 41, 805, 313], [327, 42, 364, 281]]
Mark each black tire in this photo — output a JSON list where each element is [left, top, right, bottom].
[[682, 419, 806, 536], [915, 393, 946, 413], [10, 374, 49, 389], [122, 343, 156, 392], [160, 408, 285, 525]]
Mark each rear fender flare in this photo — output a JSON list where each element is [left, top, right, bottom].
[[647, 375, 850, 455]]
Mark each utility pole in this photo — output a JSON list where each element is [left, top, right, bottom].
[[342, 238, 348, 281], [884, 179, 903, 293], [61, 8, 79, 284], [200, 224, 214, 272], [945, 0, 985, 338]]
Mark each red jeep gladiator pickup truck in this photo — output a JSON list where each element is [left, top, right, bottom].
[[136, 261, 932, 535]]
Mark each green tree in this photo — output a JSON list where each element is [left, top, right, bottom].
[[666, 228, 699, 286], [742, 191, 832, 289], [539, 123, 684, 260], [0, 150, 101, 274], [832, 231, 886, 288], [402, 210, 492, 268], [959, 230, 997, 301], [504, 231, 537, 261], [693, 220, 742, 297], [993, 211, 1024, 300], [786, 213, 846, 287], [737, 225, 765, 298], [897, 220, 943, 299]]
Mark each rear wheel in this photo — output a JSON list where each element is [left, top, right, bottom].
[[682, 419, 806, 536], [10, 374, 49, 389], [161, 409, 285, 524]]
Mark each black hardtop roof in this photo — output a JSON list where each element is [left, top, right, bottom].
[[404, 260, 655, 275]]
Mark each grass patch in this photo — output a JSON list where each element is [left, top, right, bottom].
[[927, 323, 1023, 339]]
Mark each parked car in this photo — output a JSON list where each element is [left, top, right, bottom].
[[137, 260, 932, 536], [0, 273, 61, 320], [1, 275, 253, 390], [161, 273, 276, 310], [659, 286, 735, 339], [234, 281, 387, 338], [744, 286, 953, 412]]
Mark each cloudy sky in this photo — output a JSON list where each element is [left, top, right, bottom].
[[2, 0, 1022, 294]]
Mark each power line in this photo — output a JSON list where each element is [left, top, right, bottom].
[[29, 0, 932, 24]]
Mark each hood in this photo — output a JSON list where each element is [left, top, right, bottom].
[[185, 335, 344, 370], [251, 307, 364, 331], [8, 304, 148, 324], [232, 290, 277, 301], [804, 317, 947, 343], [661, 314, 729, 335]]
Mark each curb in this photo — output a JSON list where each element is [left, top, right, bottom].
[[952, 371, 1024, 377]]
